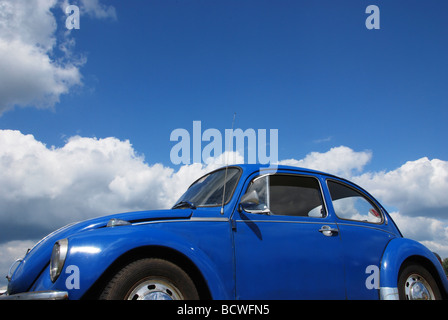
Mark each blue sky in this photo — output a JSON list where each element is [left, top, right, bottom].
[[2, 0, 447, 171], [1, 0, 448, 288]]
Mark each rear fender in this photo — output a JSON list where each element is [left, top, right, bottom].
[[380, 238, 448, 299]]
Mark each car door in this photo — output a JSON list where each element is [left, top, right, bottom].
[[326, 179, 397, 299], [232, 172, 346, 299]]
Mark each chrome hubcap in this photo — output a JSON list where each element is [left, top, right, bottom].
[[127, 279, 183, 300], [404, 273, 435, 300]]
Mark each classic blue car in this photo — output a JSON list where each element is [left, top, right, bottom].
[[2, 164, 448, 300]]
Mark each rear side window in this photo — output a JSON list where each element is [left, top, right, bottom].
[[327, 180, 382, 224]]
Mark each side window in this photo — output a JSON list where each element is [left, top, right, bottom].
[[244, 174, 325, 218], [327, 180, 382, 224], [270, 175, 325, 217]]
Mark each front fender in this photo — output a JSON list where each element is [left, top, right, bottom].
[[32, 223, 233, 300], [380, 238, 448, 299]]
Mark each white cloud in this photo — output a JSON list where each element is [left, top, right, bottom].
[[0, 240, 36, 290], [0, 130, 240, 288], [353, 157, 448, 218], [390, 212, 448, 259], [1, 131, 447, 288], [0, 130, 235, 240], [280, 146, 448, 259], [79, 0, 117, 20], [281, 147, 448, 221], [0, 37, 82, 113], [0, 0, 115, 115], [2, 132, 446, 241], [280, 145, 372, 178], [0, 0, 58, 52], [0, 0, 81, 113], [60, 0, 117, 20]]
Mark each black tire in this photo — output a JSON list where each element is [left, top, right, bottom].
[[398, 264, 442, 300], [99, 258, 199, 300]]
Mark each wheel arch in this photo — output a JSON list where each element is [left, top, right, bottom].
[[380, 238, 448, 299], [82, 245, 212, 300], [398, 255, 448, 300]]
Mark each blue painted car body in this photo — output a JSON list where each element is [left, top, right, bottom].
[[4, 164, 448, 300]]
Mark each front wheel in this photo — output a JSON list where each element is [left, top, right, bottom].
[[398, 264, 442, 300], [99, 258, 199, 300]]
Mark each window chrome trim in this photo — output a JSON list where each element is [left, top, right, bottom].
[[266, 175, 271, 210], [6, 258, 23, 281]]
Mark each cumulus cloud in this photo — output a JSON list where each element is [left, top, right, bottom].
[[2, 131, 446, 242], [0, 0, 115, 115], [0, 37, 82, 113], [1, 131, 166, 240], [389, 212, 448, 258], [285, 148, 448, 258], [281, 147, 448, 222], [280, 147, 448, 257], [390, 212, 447, 243], [353, 157, 448, 218], [0, 129, 210, 289], [0, 240, 36, 290], [60, 0, 116, 20], [0, 130, 242, 243], [1, 130, 447, 289], [79, 0, 116, 20], [280, 146, 372, 178]]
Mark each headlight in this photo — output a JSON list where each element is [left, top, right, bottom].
[[50, 239, 68, 282]]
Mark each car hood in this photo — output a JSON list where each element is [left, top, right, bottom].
[[7, 209, 193, 294]]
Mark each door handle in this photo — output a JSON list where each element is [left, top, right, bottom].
[[319, 225, 339, 237]]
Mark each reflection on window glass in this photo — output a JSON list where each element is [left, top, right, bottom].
[[327, 181, 382, 223], [270, 175, 324, 217], [176, 168, 241, 207], [244, 174, 325, 218], [246, 176, 268, 206]]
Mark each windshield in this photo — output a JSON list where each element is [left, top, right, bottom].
[[173, 167, 241, 208]]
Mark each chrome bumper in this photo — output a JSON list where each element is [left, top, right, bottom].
[[380, 287, 399, 300], [0, 290, 68, 300]]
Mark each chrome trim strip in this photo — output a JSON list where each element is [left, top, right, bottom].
[[190, 217, 229, 222], [0, 290, 68, 300], [235, 219, 337, 225], [133, 217, 229, 226], [380, 287, 399, 300], [336, 222, 398, 236], [133, 219, 184, 226]]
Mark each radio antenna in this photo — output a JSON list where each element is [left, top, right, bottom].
[[220, 112, 236, 215]]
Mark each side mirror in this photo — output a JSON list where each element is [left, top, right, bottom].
[[239, 190, 270, 215], [240, 190, 259, 205]]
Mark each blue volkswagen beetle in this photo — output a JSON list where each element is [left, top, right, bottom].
[[2, 164, 448, 300]]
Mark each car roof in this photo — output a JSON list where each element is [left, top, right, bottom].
[[231, 163, 337, 178], [231, 163, 376, 194]]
